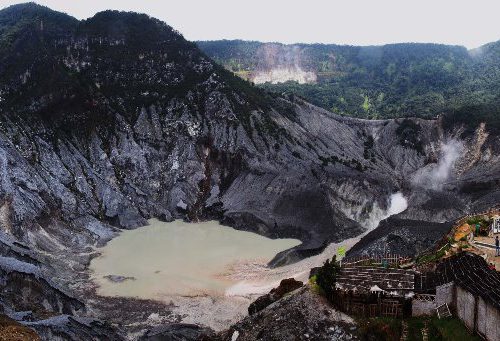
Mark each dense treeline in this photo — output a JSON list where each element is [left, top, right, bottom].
[[198, 40, 500, 132], [0, 4, 302, 141], [442, 96, 500, 136]]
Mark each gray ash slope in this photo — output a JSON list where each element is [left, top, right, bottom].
[[216, 286, 358, 341], [346, 217, 454, 257], [0, 3, 499, 339]]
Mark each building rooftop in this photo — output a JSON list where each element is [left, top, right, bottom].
[[434, 252, 500, 309], [336, 266, 415, 295]]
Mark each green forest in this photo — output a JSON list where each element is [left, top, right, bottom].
[[198, 40, 500, 133]]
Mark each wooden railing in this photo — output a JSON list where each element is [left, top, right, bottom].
[[341, 254, 412, 267], [414, 294, 436, 302]]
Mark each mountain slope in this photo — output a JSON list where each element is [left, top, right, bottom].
[[197, 40, 500, 121], [0, 3, 498, 338]]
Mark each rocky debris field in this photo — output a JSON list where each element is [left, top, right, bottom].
[[139, 324, 215, 341], [0, 314, 40, 341], [347, 217, 453, 257], [217, 286, 358, 341]]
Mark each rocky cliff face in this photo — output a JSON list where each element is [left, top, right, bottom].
[[0, 3, 499, 339]]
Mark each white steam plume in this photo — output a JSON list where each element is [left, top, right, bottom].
[[363, 192, 408, 230], [412, 140, 463, 190]]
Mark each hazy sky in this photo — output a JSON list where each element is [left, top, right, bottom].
[[1, 0, 499, 48]]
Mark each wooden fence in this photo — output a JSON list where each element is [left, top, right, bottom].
[[341, 254, 412, 267], [332, 291, 407, 318]]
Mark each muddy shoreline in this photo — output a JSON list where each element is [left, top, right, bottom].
[[81, 231, 368, 333], [71, 193, 406, 335]]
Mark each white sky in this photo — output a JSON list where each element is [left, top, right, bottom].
[[1, 0, 499, 48]]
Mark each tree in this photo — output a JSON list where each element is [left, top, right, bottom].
[[316, 255, 340, 296]]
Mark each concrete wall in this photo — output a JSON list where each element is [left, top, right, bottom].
[[411, 282, 454, 317], [412, 299, 436, 316], [456, 286, 475, 331], [485, 300, 500, 341], [477, 297, 487, 336], [432, 282, 500, 341], [436, 282, 454, 307], [455, 286, 500, 341]]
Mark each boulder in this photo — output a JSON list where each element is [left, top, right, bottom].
[[140, 323, 215, 341], [248, 278, 303, 315]]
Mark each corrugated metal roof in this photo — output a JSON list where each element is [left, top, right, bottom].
[[336, 266, 415, 295], [434, 252, 500, 309]]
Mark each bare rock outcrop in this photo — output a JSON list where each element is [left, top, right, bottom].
[[248, 278, 303, 315]]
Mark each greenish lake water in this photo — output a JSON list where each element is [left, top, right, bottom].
[[90, 219, 301, 298]]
